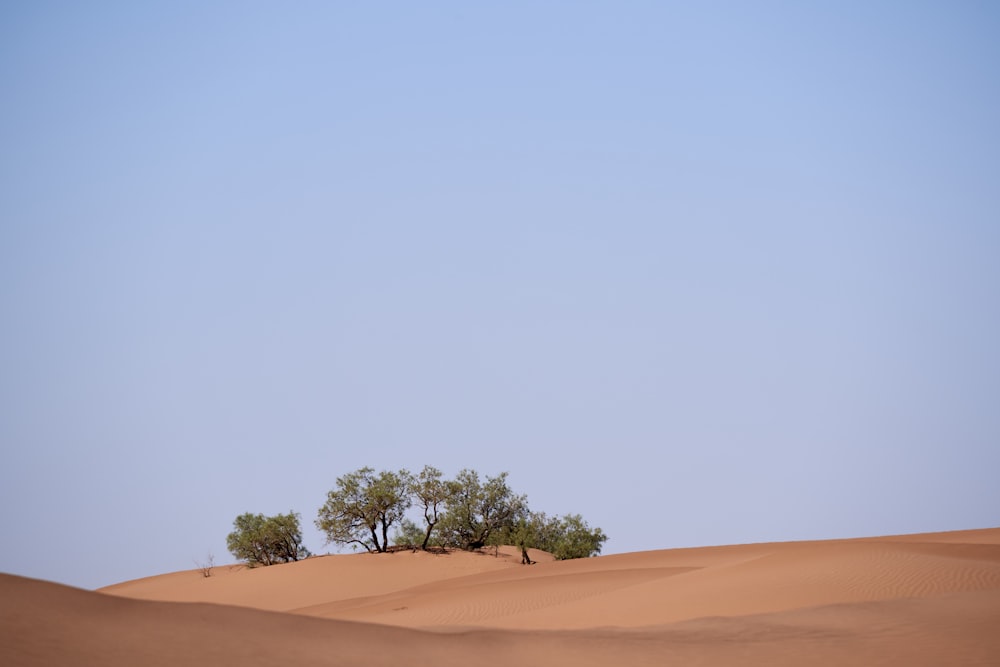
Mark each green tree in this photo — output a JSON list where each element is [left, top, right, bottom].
[[393, 518, 427, 548], [316, 467, 412, 553], [438, 469, 527, 550], [492, 513, 543, 564], [409, 465, 453, 550], [543, 513, 608, 560], [226, 511, 310, 567], [492, 511, 607, 561]]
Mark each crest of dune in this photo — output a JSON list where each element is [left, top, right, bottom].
[[4, 530, 1000, 666]]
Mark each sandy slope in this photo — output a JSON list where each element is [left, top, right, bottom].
[[4, 529, 1000, 666], [100, 545, 552, 613]]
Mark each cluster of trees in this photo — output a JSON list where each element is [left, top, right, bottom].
[[227, 466, 607, 567]]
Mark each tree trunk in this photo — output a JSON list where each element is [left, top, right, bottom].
[[421, 521, 435, 550]]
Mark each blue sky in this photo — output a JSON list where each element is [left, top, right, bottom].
[[2, 2, 998, 590]]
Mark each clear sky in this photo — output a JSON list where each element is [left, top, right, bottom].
[[2, 2, 998, 590]]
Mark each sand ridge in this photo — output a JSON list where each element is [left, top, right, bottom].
[[98, 528, 1000, 629], [4, 528, 1000, 666]]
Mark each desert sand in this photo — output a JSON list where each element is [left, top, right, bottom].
[[3, 528, 1000, 665]]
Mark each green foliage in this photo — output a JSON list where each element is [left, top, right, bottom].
[[308, 464, 607, 561], [543, 513, 608, 560], [392, 518, 428, 548], [490, 514, 537, 557], [409, 465, 453, 549], [316, 467, 412, 553], [492, 512, 607, 560], [438, 469, 528, 550], [226, 511, 310, 567]]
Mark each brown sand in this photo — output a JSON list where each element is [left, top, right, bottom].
[[4, 529, 1000, 665]]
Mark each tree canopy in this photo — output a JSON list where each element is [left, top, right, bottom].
[[437, 469, 528, 550], [231, 466, 607, 565], [409, 465, 453, 550], [316, 467, 411, 553], [493, 511, 607, 560], [226, 511, 310, 567], [535, 513, 608, 560]]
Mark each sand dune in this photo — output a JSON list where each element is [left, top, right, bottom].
[[4, 529, 1000, 666]]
